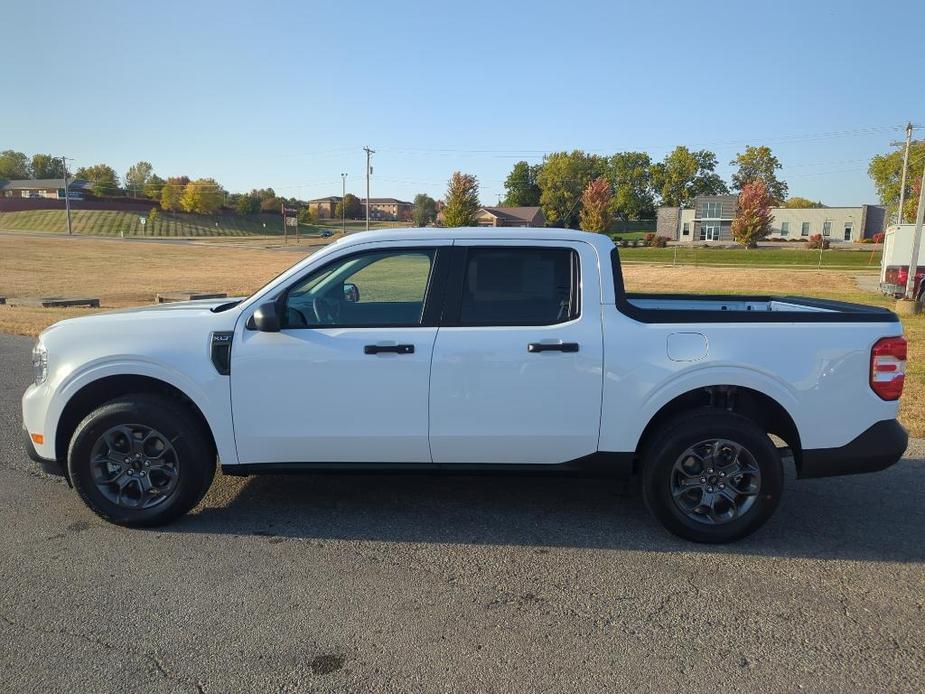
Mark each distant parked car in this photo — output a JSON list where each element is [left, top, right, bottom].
[[320, 230, 334, 238]]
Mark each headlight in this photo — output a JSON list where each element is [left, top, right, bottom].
[[32, 342, 48, 385]]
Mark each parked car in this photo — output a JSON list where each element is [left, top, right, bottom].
[[22, 228, 908, 542], [320, 230, 334, 238]]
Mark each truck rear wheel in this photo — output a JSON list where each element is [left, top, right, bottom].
[[641, 410, 783, 543], [67, 393, 215, 527]]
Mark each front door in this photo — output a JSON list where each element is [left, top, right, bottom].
[[231, 241, 450, 464], [428, 241, 604, 464]]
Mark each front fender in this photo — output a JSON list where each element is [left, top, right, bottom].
[[43, 358, 236, 466]]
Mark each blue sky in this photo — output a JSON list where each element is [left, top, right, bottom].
[[4, 0, 923, 206]]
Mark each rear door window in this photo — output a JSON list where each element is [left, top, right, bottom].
[[457, 247, 578, 326]]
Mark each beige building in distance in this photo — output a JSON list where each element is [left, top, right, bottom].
[[657, 194, 886, 244]]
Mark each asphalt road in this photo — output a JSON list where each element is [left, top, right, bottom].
[[0, 333, 922, 693]]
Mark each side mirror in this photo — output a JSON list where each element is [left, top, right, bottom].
[[343, 282, 360, 303], [252, 302, 281, 332]]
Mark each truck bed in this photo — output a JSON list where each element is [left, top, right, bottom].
[[619, 293, 898, 322]]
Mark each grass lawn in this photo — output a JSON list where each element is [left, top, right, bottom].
[[0, 235, 920, 436], [619, 245, 882, 269]]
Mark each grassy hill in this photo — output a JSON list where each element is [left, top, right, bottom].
[[0, 209, 409, 238], [0, 209, 315, 237]]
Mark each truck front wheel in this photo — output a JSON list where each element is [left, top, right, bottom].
[[641, 410, 783, 543], [67, 393, 215, 527]]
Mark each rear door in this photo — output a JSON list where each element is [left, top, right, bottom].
[[428, 240, 604, 464]]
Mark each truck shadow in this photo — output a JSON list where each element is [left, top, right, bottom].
[[176, 460, 925, 563]]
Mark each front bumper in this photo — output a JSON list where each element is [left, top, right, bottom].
[[799, 419, 908, 479], [21, 426, 65, 477]]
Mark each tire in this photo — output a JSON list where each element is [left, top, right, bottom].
[[641, 409, 783, 543], [67, 393, 215, 527]]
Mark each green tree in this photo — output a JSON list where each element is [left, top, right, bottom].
[[442, 171, 480, 227], [502, 161, 541, 207], [124, 161, 154, 198], [297, 206, 316, 224], [730, 145, 788, 204], [731, 180, 773, 248], [335, 193, 362, 219], [180, 178, 224, 214], [30, 154, 65, 179], [606, 151, 655, 220], [412, 193, 438, 226], [233, 193, 260, 215], [782, 196, 824, 208], [74, 163, 120, 197], [0, 150, 30, 179], [143, 174, 165, 200], [537, 150, 604, 227], [160, 176, 189, 211], [650, 146, 728, 207], [578, 177, 613, 232], [148, 207, 159, 226], [868, 140, 925, 222]]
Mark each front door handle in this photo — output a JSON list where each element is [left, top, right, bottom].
[[528, 342, 580, 353], [364, 344, 415, 355]]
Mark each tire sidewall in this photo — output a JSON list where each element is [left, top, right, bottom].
[[68, 395, 214, 527], [642, 412, 783, 543]]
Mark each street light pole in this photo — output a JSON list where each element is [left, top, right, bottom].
[[891, 122, 915, 224], [904, 162, 925, 301], [363, 146, 375, 231], [341, 173, 347, 235], [61, 156, 73, 236]]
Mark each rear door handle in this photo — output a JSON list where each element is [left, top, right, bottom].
[[364, 344, 415, 355], [528, 342, 579, 353]]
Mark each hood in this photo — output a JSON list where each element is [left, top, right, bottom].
[[39, 298, 244, 341]]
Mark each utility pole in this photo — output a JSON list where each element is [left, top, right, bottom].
[[61, 156, 73, 236], [891, 122, 915, 224], [363, 146, 375, 231], [904, 160, 925, 301], [341, 172, 347, 234], [282, 202, 287, 245]]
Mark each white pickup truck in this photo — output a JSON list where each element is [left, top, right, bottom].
[[22, 228, 909, 542]]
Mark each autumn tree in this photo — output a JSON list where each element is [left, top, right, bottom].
[[0, 150, 30, 179], [606, 151, 655, 220], [442, 171, 480, 227], [30, 154, 65, 179], [730, 145, 788, 204], [335, 193, 362, 219], [731, 180, 773, 248], [782, 196, 824, 209], [74, 163, 120, 197], [180, 178, 224, 214], [124, 161, 154, 198], [650, 146, 727, 207], [537, 150, 603, 227], [502, 161, 541, 207], [412, 193, 438, 226], [160, 176, 190, 211], [868, 140, 925, 223], [578, 177, 613, 232]]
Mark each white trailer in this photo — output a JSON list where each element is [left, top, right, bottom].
[[880, 224, 925, 298]]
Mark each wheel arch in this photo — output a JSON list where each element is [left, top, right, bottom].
[[635, 385, 803, 472], [55, 374, 218, 466]]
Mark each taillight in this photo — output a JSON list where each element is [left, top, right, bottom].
[[870, 336, 907, 400]]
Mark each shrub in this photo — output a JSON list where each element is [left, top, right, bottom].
[[807, 233, 830, 250], [620, 238, 629, 248], [644, 233, 668, 248], [872, 232, 885, 244]]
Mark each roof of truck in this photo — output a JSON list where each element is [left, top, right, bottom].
[[329, 226, 616, 252]]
